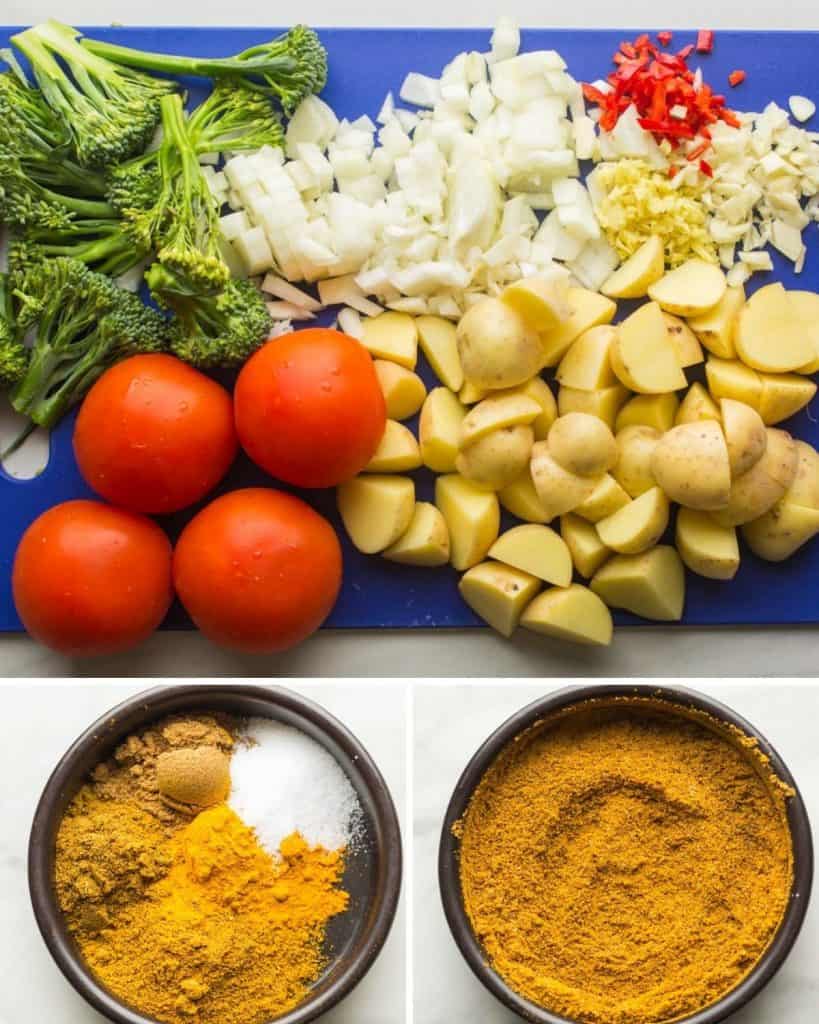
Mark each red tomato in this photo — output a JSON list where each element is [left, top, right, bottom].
[[74, 354, 237, 515], [173, 488, 342, 653], [234, 328, 386, 488], [12, 500, 173, 656]]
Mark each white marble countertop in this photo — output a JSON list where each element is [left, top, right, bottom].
[[0, 682, 407, 1024], [414, 682, 819, 1023]]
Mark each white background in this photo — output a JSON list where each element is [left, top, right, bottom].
[[414, 682, 819, 1023], [0, 682, 407, 1024]]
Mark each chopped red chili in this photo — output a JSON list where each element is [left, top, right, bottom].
[[696, 30, 714, 53], [699, 159, 714, 177], [657, 31, 673, 46], [728, 69, 746, 87]]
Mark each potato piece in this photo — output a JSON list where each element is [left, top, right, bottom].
[[663, 314, 704, 368], [675, 507, 740, 580], [498, 471, 549, 524], [596, 487, 669, 555], [457, 298, 543, 389], [613, 425, 660, 497], [461, 393, 542, 447], [337, 475, 415, 554], [610, 302, 687, 394], [601, 235, 664, 299], [361, 311, 418, 369], [675, 382, 721, 426], [793, 291, 819, 373], [501, 273, 571, 333], [539, 288, 617, 367], [735, 283, 814, 373], [436, 474, 500, 570], [720, 399, 767, 478], [615, 392, 680, 434], [383, 502, 450, 566], [651, 420, 731, 510], [530, 442, 602, 521], [705, 357, 762, 409], [688, 285, 745, 359], [456, 426, 534, 490], [787, 441, 819, 510], [711, 428, 798, 527], [591, 545, 685, 621], [458, 562, 541, 637], [520, 584, 613, 646], [742, 502, 819, 561], [365, 420, 422, 473], [416, 315, 464, 392], [512, 377, 557, 440], [489, 524, 573, 586], [419, 388, 466, 473], [374, 361, 426, 421], [558, 384, 631, 430], [459, 380, 490, 405], [547, 413, 618, 477], [758, 373, 817, 426], [574, 474, 631, 523], [556, 325, 618, 391], [561, 514, 612, 578], [648, 259, 727, 317]]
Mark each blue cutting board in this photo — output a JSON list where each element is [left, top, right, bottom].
[[2, 25, 819, 631]]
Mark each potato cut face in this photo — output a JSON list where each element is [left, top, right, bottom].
[[416, 315, 464, 392], [615, 392, 680, 434], [456, 425, 534, 491], [557, 384, 631, 430], [459, 561, 541, 637], [758, 373, 817, 426], [561, 514, 612, 578], [613, 425, 661, 497], [591, 545, 685, 621], [337, 475, 416, 554], [675, 507, 739, 580], [647, 259, 727, 317], [675, 382, 721, 426], [488, 523, 573, 587], [792, 291, 819, 373], [509, 376, 558, 439], [547, 412, 617, 477], [374, 360, 427, 420], [459, 379, 490, 405], [663, 313, 704, 368], [736, 284, 815, 373], [365, 420, 423, 473], [435, 474, 500, 571], [499, 471, 550, 523], [520, 584, 613, 646], [610, 302, 687, 394], [556, 325, 618, 391], [705, 357, 762, 409], [574, 474, 631, 523], [688, 285, 745, 359], [540, 288, 617, 367], [720, 399, 767, 478], [601, 235, 664, 299], [361, 311, 419, 368], [742, 501, 819, 562], [461, 393, 542, 447], [383, 501, 450, 566], [711, 428, 798, 526], [530, 442, 602, 521], [651, 420, 731, 511], [596, 486, 669, 555], [502, 273, 571, 334], [419, 387, 466, 473]]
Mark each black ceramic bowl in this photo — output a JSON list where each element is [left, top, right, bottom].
[[439, 683, 814, 1024], [29, 684, 403, 1024]]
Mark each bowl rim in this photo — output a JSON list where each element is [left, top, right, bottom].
[[29, 683, 403, 1024], [438, 682, 814, 1024]]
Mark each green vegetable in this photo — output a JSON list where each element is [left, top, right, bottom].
[[81, 24, 328, 115], [0, 152, 115, 230], [9, 256, 167, 428], [0, 272, 29, 390], [11, 19, 178, 169]]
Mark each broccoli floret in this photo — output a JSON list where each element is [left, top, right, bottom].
[[9, 256, 168, 429], [11, 20, 178, 169], [0, 272, 29, 389], [0, 152, 116, 230], [15, 216, 151, 278], [81, 24, 328, 116], [187, 81, 284, 155]]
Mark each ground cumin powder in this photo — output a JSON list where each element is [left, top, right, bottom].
[[458, 698, 794, 1024]]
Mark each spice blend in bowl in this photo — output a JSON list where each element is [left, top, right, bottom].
[[454, 696, 798, 1024]]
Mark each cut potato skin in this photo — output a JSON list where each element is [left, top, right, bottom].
[[742, 502, 819, 562], [365, 420, 423, 473], [556, 325, 618, 391], [337, 475, 415, 554], [458, 561, 541, 637], [456, 425, 534, 491], [530, 442, 602, 520], [416, 315, 464, 392], [361, 311, 419, 368], [613, 425, 661, 498], [787, 441, 819, 510], [663, 314, 704, 368], [457, 298, 544, 389], [735, 283, 814, 373], [615, 392, 680, 434], [651, 420, 731, 511], [540, 288, 617, 367], [758, 373, 817, 426], [601, 235, 664, 299], [383, 501, 450, 566], [591, 545, 685, 621], [711, 428, 799, 527], [498, 471, 550, 523], [574, 474, 631, 523], [520, 584, 613, 646], [374, 361, 427, 421], [610, 302, 687, 394], [435, 474, 500, 571], [675, 382, 721, 426], [688, 285, 745, 359], [547, 412, 618, 477], [596, 486, 669, 555], [509, 376, 558, 440], [720, 399, 767, 478], [461, 393, 542, 447], [647, 259, 727, 317], [419, 388, 466, 473], [557, 384, 631, 431], [489, 524, 573, 587], [561, 514, 612, 578], [675, 507, 740, 580]]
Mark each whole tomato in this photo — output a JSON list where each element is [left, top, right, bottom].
[[13, 500, 173, 656], [74, 353, 237, 515], [234, 328, 386, 488], [173, 488, 342, 653]]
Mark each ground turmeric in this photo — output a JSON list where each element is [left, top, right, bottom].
[[458, 698, 794, 1024]]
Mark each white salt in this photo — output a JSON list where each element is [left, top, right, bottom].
[[229, 718, 362, 856]]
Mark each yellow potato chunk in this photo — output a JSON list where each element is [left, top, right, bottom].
[[557, 384, 631, 430], [383, 501, 450, 566], [758, 373, 817, 426], [530, 441, 602, 521], [498, 471, 549, 524], [416, 315, 464, 392], [651, 420, 731, 510], [419, 388, 466, 473], [720, 399, 767, 478], [436, 474, 500, 571], [374, 361, 426, 421], [788, 441, 819, 510], [675, 382, 721, 426], [591, 545, 685, 621], [457, 298, 543, 389], [615, 392, 680, 434], [459, 380, 490, 405], [688, 285, 745, 359], [560, 514, 611, 578], [547, 412, 617, 477], [456, 426, 534, 491], [489, 524, 573, 587], [613, 425, 660, 497], [361, 311, 418, 368], [556, 325, 618, 391], [365, 420, 422, 473], [675, 507, 740, 580], [596, 487, 669, 555], [574, 474, 631, 523], [510, 376, 558, 440], [461, 393, 542, 447], [540, 288, 617, 367], [736, 284, 814, 373], [601, 235, 665, 300], [520, 583, 613, 646], [793, 291, 819, 373], [610, 302, 687, 394], [706, 357, 762, 409], [459, 561, 541, 637], [648, 259, 727, 317], [337, 475, 415, 554], [742, 502, 819, 561], [501, 273, 571, 333], [663, 313, 703, 368], [711, 428, 799, 527]]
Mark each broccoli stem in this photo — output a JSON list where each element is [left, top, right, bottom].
[[80, 37, 296, 80]]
